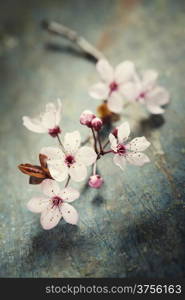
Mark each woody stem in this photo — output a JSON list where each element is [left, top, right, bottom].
[[42, 20, 105, 61]]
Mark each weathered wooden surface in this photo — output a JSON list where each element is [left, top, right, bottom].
[[0, 0, 185, 277]]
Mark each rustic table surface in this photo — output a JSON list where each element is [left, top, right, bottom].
[[0, 0, 185, 277]]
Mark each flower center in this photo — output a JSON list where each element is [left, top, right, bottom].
[[109, 81, 118, 93], [117, 144, 126, 155], [52, 196, 63, 207], [48, 126, 61, 137], [65, 155, 75, 167], [139, 92, 146, 99]]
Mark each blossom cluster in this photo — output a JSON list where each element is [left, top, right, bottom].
[[18, 59, 169, 230], [89, 59, 169, 115]]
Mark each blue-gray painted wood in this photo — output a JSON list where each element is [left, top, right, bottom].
[[0, 0, 184, 277]]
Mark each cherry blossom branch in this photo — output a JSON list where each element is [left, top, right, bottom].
[[42, 20, 105, 61]]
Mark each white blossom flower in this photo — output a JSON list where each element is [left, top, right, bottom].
[[89, 59, 137, 113], [135, 70, 170, 114], [109, 122, 150, 170], [27, 179, 79, 230], [23, 98, 62, 136], [41, 131, 97, 182]]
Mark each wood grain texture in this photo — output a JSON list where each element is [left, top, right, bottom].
[[0, 0, 184, 277]]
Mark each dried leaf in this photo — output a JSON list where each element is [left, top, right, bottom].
[[29, 176, 45, 185], [18, 164, 46, 178]]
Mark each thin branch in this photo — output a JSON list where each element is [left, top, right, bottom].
[[42, 20, 105, 61], [65, 175, 71, 188], [91, 128, 98, 155], [56, 134, 66, 153], [103, 140, 110, 150], [97, 133, 103, 154], [102, 150, 113, 155], [93, 162, 97, 175]]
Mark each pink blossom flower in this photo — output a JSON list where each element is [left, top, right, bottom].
[[23, 99, 62, 136], [135, 70, 170, 114], [89, 59, 137, 113], [80, 110, 95, 127], [91, 117, 103, 131], [88, 175, 104, 189], [109, 122, 150, 170], [27, 179, 79, 230], [41, 131, 97, 182]]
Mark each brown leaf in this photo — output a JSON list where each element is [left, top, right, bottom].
[[18, 164, 46, 178], [39, 153, 48, 170], [29, 176, 45, 185]]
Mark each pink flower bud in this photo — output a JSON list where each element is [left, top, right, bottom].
[[80, 110, 95, 127], [91, 117, 103, 131], [88, 175, 104, 189], [112, 128, 118, 138]]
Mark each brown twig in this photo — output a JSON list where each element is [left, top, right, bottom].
[[42, 20, 105, 61], [91, 128, 99, 155]]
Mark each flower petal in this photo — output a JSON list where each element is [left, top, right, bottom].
[[76, 146, 97, 166], [107, 92, 123, 113], [147, 86, 170, 106], [96, 59, 114, 83], [43, 98, 62, 127], [109, 133, 117, 151], [61, 203, 79, 225], [69, 162, 87, 182], [64, 131, 81, 154], [41, 110, 57, 130], [47, 160, 68, 182], [27, 197, 49, 213], [126, 152, 150, 166], [40, 146, 64, 161], [117, 122, 130, 143], [127, 137, 151, 152], [41, 179, 60, 197], [146, 104, 164, 114], [89, 82, 109, 99], [120, 82, 139, 101], [59, 188, 80, 203], [113, 154, 126, 170], [22, 116, 47, 133], [114, 61, 135, 83], [141, 69, 158, 90], [40, 205, 62, 230]]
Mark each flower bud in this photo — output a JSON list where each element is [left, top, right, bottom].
[[91, 117, 103, 131], [88, 175, 104, 189], [80, 110, 95, 127]]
